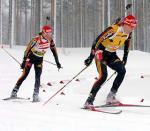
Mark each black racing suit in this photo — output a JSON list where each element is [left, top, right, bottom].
[[16, 52, 43, 95], [86, 25, 132, 99]]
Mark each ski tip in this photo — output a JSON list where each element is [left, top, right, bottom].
[[2, 97, 30, 101], [81, 106, 122, 114], [116, 110, 122, 114]]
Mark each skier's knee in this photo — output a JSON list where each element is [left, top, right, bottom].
[[117, 66, 126, 76], [98, 71, 107, 82]]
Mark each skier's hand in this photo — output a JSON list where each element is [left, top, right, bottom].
[[84, 57, 92, 66], [20, 60, 26, 69], [115, 17, 121, 24], [122, 60, 127, 66], [56, 62, 62, 70]]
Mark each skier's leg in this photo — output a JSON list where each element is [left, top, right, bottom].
[[33, 62, 42, 102], [11, 62, 32, 98], [84, 61, 108, 107], [109, 60, 126, 93], [106, 60, 126, 104]]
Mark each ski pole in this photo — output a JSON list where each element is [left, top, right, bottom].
[[2, 46, 61, 68], [43, 60, 63, 71], [43, 66, 88, 106], [1, 46, 21, 65], [101, 72, 116, 87], [43, 59, 57, 66]]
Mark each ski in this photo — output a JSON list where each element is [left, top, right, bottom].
[[81, 106, 122, 114], [94, 102, 150, 108], [3, 97, 30, 101]]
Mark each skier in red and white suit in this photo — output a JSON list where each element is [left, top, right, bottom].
[[10, 25, 62, 102]]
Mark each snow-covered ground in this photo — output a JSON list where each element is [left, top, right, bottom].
[[0, 45, 150, 131]]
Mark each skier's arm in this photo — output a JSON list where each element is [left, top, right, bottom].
[[93, 27, 114, 56], [20, 38, 36, 69], [24, 38, 36, 58], [122, 32, 132, 65], [85, 27, 114, 66], [49, 38, 61, 69]]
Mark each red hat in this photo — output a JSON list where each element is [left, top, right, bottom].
[[123, 14, 137, 27], [42, 25, 52, 33]]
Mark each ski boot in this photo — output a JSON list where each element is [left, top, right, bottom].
[[106, 91, 120, 105], [10, 86, 19, 98], [84, 93, 95, 109], [33, 92, 40, 102]]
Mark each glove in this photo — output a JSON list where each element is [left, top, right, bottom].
[[115, 17, 121, 24], [122, 56, 127, 66], [84, 57, 93, 66], [122, 60, 127, 66], [56, 61, 62, 70], [20, 60, 26, 69]]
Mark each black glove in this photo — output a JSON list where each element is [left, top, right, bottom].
[[122, 60, 127, 66], [20, 60, 26, 69], [122, 55, 127, 66], [84, 57, 93, 66], [115, 17, 121, 24], [56, 61, 62, 70]]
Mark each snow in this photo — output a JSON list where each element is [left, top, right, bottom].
[[0, 45, 150, 131]]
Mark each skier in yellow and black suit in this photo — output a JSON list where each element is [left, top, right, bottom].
[[10, 25, 62, 102], [84, 14, 137, 108]]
